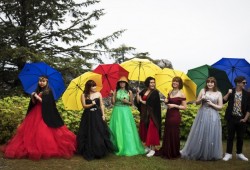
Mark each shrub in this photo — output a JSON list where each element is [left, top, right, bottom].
[[0, 96, 28, 144], [1, 96, 249, 144]]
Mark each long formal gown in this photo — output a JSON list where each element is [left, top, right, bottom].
[[109, 89, 145, 156], [139, 95, 160, 146], [3, 94, 76, 160], [181, 91, 223, 160], [155, 96, 185, 159], [76, 98, 114, 160]]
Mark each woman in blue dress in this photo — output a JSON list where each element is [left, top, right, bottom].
[[181, 77, 223, 160], [109, 76, 145, 156]]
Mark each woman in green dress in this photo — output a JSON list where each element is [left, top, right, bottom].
[[109, 76, 145, 156]]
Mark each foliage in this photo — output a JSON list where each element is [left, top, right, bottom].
[[109, 44, 136, 64], [0, 0, 124, 95], [56, 100, 82, 134], [1, 96, 249, 144], [180, 103, 232, 140], [0, 96, 28, 144]]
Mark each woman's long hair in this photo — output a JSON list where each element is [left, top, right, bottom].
[[83, 80, 97, 98], [172, 76, 183, 89], [35, 76, 50, 95], [204, 77, 218, 92], [116, 81, 129, 92]]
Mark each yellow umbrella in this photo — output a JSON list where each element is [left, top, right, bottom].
[[62, 72, 102, 110], [120, 58, 161, 81], [155, 68, 197, 102]]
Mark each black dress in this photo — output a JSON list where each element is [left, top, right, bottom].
[[76, 98, 114, 160]]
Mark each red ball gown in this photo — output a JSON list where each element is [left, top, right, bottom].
[[3, 91, 76, 160]]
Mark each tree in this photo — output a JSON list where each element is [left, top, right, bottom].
[[0, 0, 124, 95], [109, 44, 135, 64]]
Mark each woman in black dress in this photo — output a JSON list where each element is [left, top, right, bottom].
[[76, 80, 114, 160]]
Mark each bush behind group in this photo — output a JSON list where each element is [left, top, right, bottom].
[[1, 96, 249, 144]]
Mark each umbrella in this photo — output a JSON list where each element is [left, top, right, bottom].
[[120, 58, 161, 82], [187, 64, 233, 96], [155, 68, 197, 102], [18, 62, 65, 100], [62, 72, 102, 110], [93, 64, 129, 98], [212, 58, 250, 89]]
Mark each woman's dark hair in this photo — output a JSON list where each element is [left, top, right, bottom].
[[35, 75, 50, 95], [116, 81, 129, 92], [204, 76, 218, 92], [234, 76, 246, 84], [172, 76, 183, 89], [83, 80, 97, 98], [144, 76, 155, 87]]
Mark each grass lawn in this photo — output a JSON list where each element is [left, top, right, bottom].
[[0, 140, 249, 170]]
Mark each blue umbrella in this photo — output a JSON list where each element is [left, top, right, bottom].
[[212, 58, 250, 89], [18, 62, 65, 100]]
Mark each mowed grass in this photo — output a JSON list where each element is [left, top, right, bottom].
[[0, 140, 249, 170]]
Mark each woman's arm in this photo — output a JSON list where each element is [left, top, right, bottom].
[[31, 92, 36, 103], [99, 93, 105, 120], [81, 94, 95, 109], [179, 91, 187, 110], [33, 92, 42, 102], [207, 92, 223, 110], [136, 88, 141, 104], [129, 90, 133, 105], [195, 89, 205, 105], [110, 90, 116, 105], [223, 89, 232, 101]]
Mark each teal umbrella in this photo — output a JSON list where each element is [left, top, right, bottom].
[[187, 64, 233, 96]]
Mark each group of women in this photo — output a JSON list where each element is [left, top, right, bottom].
[[1, 74, 250, 162]]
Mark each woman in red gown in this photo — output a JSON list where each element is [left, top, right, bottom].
[[135, 76, 162, 157], [2, 76, 76, 160], [155, 76, 187, 159]]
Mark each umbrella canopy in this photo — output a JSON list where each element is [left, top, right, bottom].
[[120, 58, 161, 82], [155, 68, 197, 102], [18, 62, 65, 100], [93, 64, 129, 98], [212, 58, 250, 89], [187, 64, 233, 96], [62, 72, 102, 110]]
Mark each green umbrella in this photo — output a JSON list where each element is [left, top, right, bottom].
[[187, 64, 233, 96]]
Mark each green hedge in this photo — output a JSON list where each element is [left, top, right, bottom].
[[0, 96, 249, 144]]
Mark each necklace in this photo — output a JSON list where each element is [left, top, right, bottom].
[[171, 90, 179, 96]]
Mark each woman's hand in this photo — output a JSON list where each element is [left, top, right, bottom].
[[110, 90, 114, 96], [102, 115, 105, 121], [122, 98, 131, 105], [164, 98, 168, 103], [167, 104, 176, 109]]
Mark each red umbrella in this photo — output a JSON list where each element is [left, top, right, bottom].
[[93, 64, 129, 97]]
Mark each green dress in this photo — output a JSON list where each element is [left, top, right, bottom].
[[109, 89, 145, 156]]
